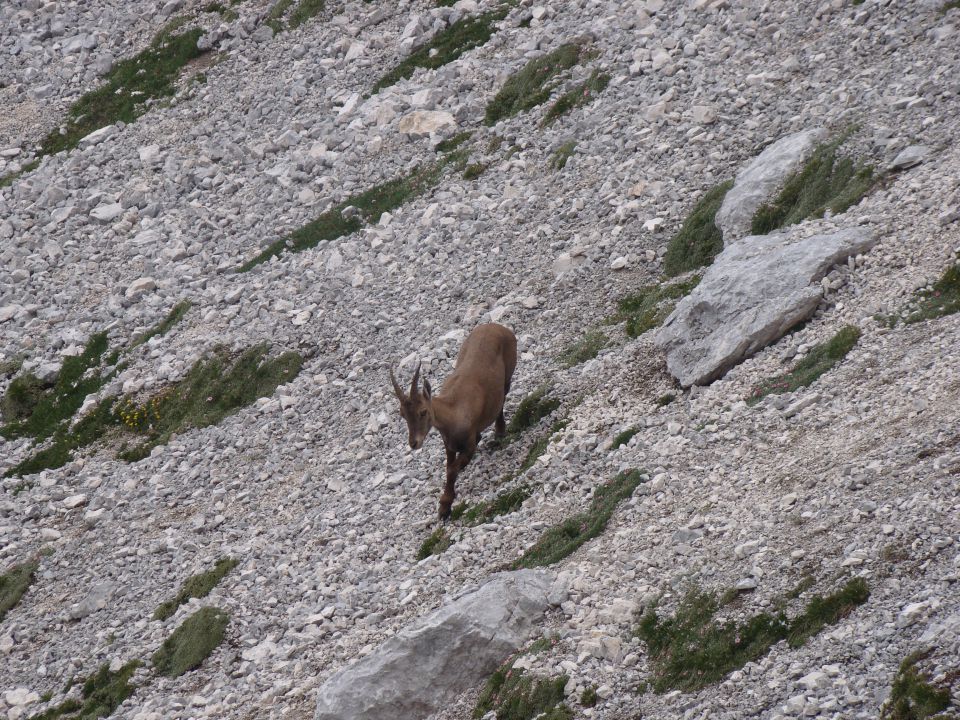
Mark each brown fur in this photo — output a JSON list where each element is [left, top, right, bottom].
[[391, 323, 517, 519]]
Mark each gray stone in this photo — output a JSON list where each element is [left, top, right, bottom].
[[90, 203, 124, 222], [888, 145, 930, 171], [715, 128, 828, 244], [397, 111, 456, 137], [314, 569, 555, 720], [78, 125, 117, 149], [68, 582, 113, 620], [655, 227, 877, 387]]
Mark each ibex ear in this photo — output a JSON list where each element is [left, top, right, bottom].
[[422, 378, 432, 400]]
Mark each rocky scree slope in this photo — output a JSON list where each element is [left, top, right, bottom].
[[1, 0, 959, 719]]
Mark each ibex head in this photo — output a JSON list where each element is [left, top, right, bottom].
[[391, 361, 433, 450]]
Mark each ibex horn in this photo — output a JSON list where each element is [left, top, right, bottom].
[[390, 367, 405, 400], [410, 361, 421, 397]]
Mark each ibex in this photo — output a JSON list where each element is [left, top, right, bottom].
[[391, 323, 518, 520]]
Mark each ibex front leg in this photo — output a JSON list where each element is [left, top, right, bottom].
[[439, 438, 477, 520]]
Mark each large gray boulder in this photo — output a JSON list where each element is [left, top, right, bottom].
[[314, 569, 558, 720], [654, 227, 877, 387], [715, 128, 827, 244]]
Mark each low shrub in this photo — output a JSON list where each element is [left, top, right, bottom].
[[0, 560, 37, 622], [881, 649, 954, 719], [154, 557, 239, 621], [662, 180, 733, 277], [607, 276, 700, 338], [748, 325, 860, 404], [152, 607, 230, 677], [541, 69, 610, 126], [558, 330, 607, 368]]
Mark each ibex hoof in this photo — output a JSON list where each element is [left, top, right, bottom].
[[438, 503, 452, 521]]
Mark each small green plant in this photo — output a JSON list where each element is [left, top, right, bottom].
[[519, 419, 568, 473], [485, 42, 590, 126], [505, 386, 560, 437], [558, 330, 607, 368], [266, 0, 294, 32], [416, 527, 451, 560], [288, 0, 324, 28], [40, 29, 206, 156], [239, 152, 467, 270], [610, 426, 639, 450], [541, 69, 610, 126], [549, 141, 576, 171], [152, 607, 230, 678], [0, 560, 37, 622], [607, 276, 701, 337], [513, 469, 643, 569], [32, 661, 141, 720], [131, 301, 192, 348], [373, 7, 509, 93], [154, 557, 239, 621], [458, 484, 532, 525], [637, 577, 869, 693], [580, 685, 598, 707], [463, 162, 489, 180], [663, 180, 733, 277], [881, 649, 954, 719], [655, 393, 676, 407], [117, 344, 303, 460], [748, 325, 861, 404], [0, 159, 40, 188], [750, 139, 876, 235], [942, 0, 960, 12], [473, 659, 571, 720], [901, 264, 960, 325]]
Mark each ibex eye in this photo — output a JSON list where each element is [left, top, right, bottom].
[[419, 410, 427, 418]]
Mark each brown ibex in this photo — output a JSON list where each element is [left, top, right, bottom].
[[391, 323, 518, 520]]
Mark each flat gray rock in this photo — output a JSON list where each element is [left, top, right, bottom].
[[314, 569, 557, 720], [715, 128, 827, 244], [888, 144, 930, 171], [654, 227, 877, 387]]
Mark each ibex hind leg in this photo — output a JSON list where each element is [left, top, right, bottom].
[[496, 377, 511, 439]]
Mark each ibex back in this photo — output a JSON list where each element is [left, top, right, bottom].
[[391, 323, 517, 519]]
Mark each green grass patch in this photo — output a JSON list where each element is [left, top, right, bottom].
[[519, 419, 568, 473], [5, 343, 300, 477], [0, 560, 37, 622], [512, 469, 643, 569], [881, 649, 954, 719], [549, 141, 576, 171], [474, 663, 571, 720], [373, 7, 509, 94], [943, 0, 960, 12], [607, 276, 701, 338], [289, 0, 324, 28], [32, 661, 141, 720], [505, 386, 560, 437], [637, 577, 869, 693], [1, 332, 111, 442], [541, 69, 610, 126], [416, 527, 451, 560], [131, 301, 192, 348], [655, 393, 676, 407], [901, 263, 960, 325], [152, 607, 229, 677], [463, 162, 489, 180], [239, 151, 467, 270], [663, 180, 733, 277], [0, 159, 40, 188], [485, 42, 590, 126], [436, 131, 473, 153], [40, 29, 206, 156], [117, 344, 303, 461], [154, 557, 239, 621], [580, 686, 598, 708], [748, 325, 860, 404], [558, 330, 607, 368], [750, 139, 876, 235], [610, 426, 639, 450], [457, 484, 532, 526]]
